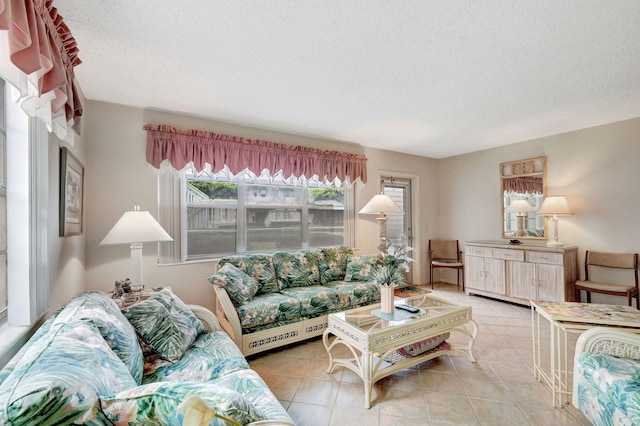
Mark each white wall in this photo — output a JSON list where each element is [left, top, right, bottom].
[[360, 147, 438, 283], [81, 101, 440, 309], [47, 129, 87, 312], [438, 117, 640, 304], [61, 99, 640, 309]]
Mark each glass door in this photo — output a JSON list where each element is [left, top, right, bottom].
[[381, 176, 413, 284]]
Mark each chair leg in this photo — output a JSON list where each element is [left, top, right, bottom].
[[461, 268, 465, 292], [586, 292, 591, 303], [430, 266, 434, 289]]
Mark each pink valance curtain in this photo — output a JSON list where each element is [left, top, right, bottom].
[[145, 124, 368, 183], [503, 176, 543, 194], [0, 0, 83, 138]]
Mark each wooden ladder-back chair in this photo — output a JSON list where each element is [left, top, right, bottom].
[[429, 240, 464, 290], [574, 251, 639, 308]]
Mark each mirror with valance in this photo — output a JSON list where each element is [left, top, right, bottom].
[[501, 156, 546, 240]]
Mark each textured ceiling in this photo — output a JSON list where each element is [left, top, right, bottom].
[[56, 1, 640, 158]]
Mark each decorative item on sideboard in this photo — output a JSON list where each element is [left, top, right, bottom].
[[505, 199, 536, 237], [537, 195, 572, 247]]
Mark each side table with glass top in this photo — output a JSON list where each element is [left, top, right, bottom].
[[323, 293, 478, 408], [530, 300, 640, 407]]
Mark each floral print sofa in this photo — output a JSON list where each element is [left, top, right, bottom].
[[209, 246, 382, 356], [0, 290, 294, 425], [572, 327, 640, 425]]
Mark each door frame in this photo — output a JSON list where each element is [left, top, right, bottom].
[[380, 175, 416, 284]]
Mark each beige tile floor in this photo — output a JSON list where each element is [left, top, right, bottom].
[[248, 283, 591, 426]]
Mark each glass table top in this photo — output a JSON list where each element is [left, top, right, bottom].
[[331, 294, 470, 333]]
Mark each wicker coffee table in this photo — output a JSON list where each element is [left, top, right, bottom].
[[322, 293, 478, 408]]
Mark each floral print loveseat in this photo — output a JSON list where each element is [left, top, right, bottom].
[[209, 246, 382, 355], [0, 290, 294, 425], [572, 327, 640, 425]]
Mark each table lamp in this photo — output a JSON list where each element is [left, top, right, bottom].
[[100, 205, 173, 287], [505, 199, 536, 237], [359, 194, 402, 252], [537, 196, 572, 247]]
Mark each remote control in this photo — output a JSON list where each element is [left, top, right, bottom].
[[395, 304, 419, 313]]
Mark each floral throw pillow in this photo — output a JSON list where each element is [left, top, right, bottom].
[[208, 263, 260, 305], [217, 254, 279, 295], [273, 251, 321, 289], [122, 289, 206, 363], [318, 246, 353, 284], [344, 254, 380, 282]]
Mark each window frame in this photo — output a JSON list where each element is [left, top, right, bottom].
[[159, 168, 356, 263], [0, 79, 6, 320], [0, 77, 50, 367]]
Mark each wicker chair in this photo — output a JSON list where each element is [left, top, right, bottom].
[[429, 240, 464, 290], [574, 250, 639, 308], [572, 327, 640, 424]]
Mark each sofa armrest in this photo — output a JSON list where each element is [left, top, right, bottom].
[[188, 305, 221, 332], [179, 395, 296, 426], [212, 285, 243, 349], [572, 327, 640, 407]]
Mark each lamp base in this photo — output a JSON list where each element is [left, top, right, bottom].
[[376, 215, 388, 253], [130, 242, 144, 287], [545, 215, 564, 247]]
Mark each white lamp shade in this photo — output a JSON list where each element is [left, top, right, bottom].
[[537, 196, 572, 216], [505, 199, 536, 213], [100, 206, 173, 245], [359, 194, 402, 214]]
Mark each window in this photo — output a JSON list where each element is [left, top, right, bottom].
[[159, 167, 353, 262], [0, 80, 6, 318], [182, 169, 348, 260], [1, 77, 48, 327]]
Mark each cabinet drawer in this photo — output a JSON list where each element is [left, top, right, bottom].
[[525, 251, 563, 265], [466, 246, 492, 257], [492, 248, 524, 261]]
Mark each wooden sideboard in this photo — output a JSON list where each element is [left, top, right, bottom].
[[464, 241, 578, 305]]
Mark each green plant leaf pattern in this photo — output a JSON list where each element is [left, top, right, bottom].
[[218, 255, 279, 295], [52, 290, 144, 383], [208, 263, 260, 305], [142, 331, 250, 384], [318, 246, 353, 284], [344, 254, 381, 282], [0, 321, 136, 425], [280, 286, 344, 316], [101, 380, 267, 425], [273, 251, 321, 289], [236, 293, 301, 330], [575, 352, 640, 425], [122, 289, 207, 363]]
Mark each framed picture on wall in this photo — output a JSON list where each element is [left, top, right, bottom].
[[59, 147, 84, 236]]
